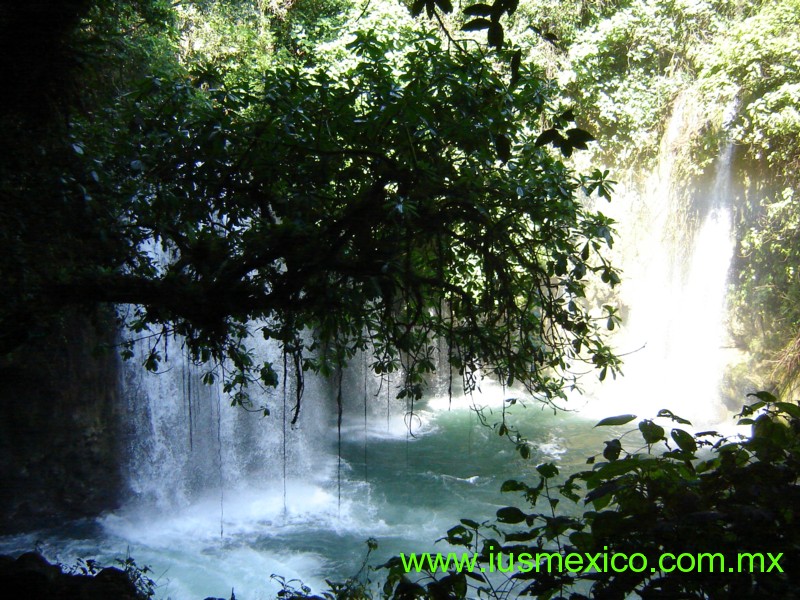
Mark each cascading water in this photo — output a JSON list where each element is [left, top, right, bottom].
[[0, 96, 746, 600], [663, 142, 735, 423], [129, 336, 347, 502], [581, 96, 739, 427], [93, 333, 346, 598], [97, 339, 427, 599]]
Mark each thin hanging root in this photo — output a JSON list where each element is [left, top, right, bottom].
[[337, 364, 343, 516], [216, 365, 224, 538], [187, 352, 194, 451], [363, 348, 368, 482], [387, 372, 391, 431], [290, 348, 303, 425], [282, 351, 288, 514]]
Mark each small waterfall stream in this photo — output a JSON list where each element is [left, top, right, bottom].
[[663, 142, 735, 422]]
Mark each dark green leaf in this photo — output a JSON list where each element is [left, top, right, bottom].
[[585, 481, 619, 505], [501, 479, 526, 492], [569, 531, 593, 550], [776, 402, 800, 419], [495, 134, 511, 162], [505, 530, 538, 542], [593, 458, 648, 479], [537, 463, 559, 478], [639, 419, 665, 444], [446, 524, 473, 545], [670, 428, 697, 453], [535, 127, 562, 147], [748, 391, 777, 403], [565, 128, 595, 150], [603, 439, 622, 461], [502, 0, 519, 15], [496, 506, 526, 523], [487, 22, 504, 48], [594, 414, 637, 427], [510, 49, 522, 86], [463, 3, 493, 16], [461, 18, 492, 31], [434, 0, 453, 13]]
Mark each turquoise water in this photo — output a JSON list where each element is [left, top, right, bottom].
[[0, 389, 618, 600]]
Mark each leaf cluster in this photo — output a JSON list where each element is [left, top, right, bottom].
[[394, 394, 800, 599], [2, 5, 621, 418]]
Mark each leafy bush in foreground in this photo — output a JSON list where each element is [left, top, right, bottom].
[[376, 394, 800, 599]]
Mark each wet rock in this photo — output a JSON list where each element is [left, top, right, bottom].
[[0, 553, 143, 599], [92, 566, 140, 598], [14, 552, 62, 580]]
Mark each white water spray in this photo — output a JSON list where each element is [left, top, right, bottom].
[[584, 97, 738, 427]]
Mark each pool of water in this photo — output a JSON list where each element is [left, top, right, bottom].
[[0, 390, 620, 600]]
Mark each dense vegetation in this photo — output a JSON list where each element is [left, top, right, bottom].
[[3, 0, 800, 598], [516, 0, 800, 391], [4, 0, 799, 427], [0, 0, 620, 439]]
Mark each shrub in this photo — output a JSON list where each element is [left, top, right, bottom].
[[382, 394, 800, 599]]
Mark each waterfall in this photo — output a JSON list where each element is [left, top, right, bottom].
[[663, 143, 735, 421], [114, 97, 746, 514], [584, 96, 738, 426], [116, 331, 341, 524], [0, 95, 749, 600]]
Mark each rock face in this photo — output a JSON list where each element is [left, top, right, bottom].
[[0, 309, 125, 534], [0, 552, 144, 600]]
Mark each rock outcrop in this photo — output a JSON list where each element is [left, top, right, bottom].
[[0, 552, 143, 599], [0, 309, 124, 533]]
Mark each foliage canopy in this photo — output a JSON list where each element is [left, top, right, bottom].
[[0, 0, 620, 425]]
